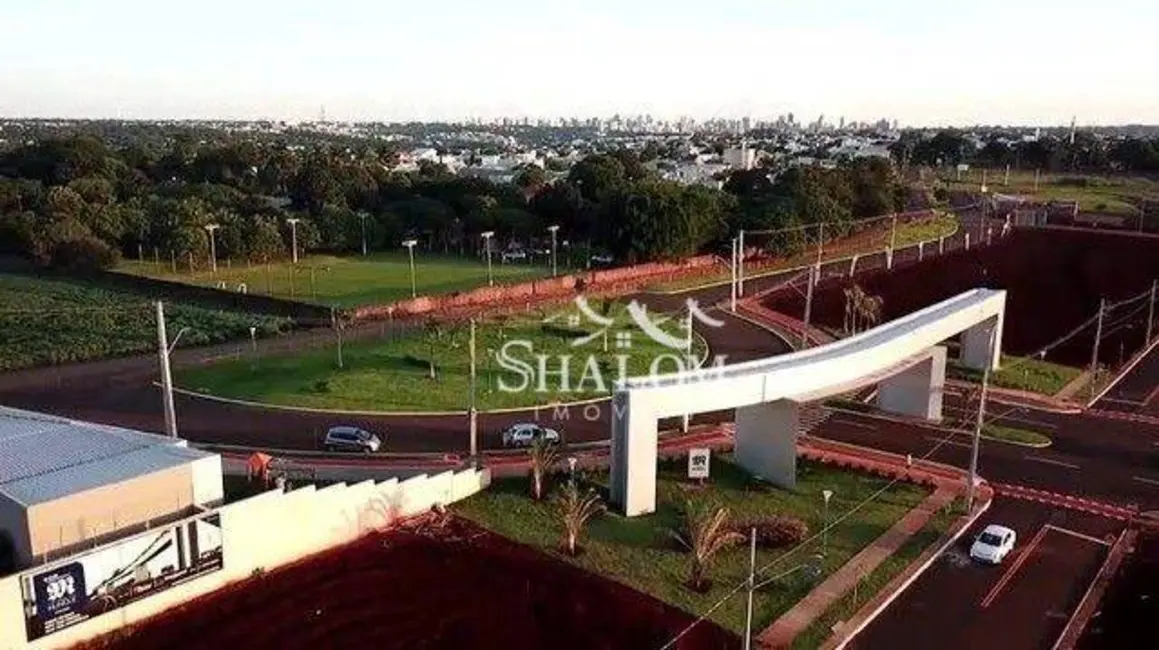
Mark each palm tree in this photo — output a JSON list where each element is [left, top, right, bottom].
[[556, 481, 605, 556], [528, 437, 559, 500], [864, 295, 884, 329], [669, 501, 744, 591], [846, 285, 868, 333], [842, 287, 855, 333]]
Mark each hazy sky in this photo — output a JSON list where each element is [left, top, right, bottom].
[[1, 0, 1156, 125]]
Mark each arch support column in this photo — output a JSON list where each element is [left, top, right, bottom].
[[734, 400, 798, 489], [877, 346, 947, 421]]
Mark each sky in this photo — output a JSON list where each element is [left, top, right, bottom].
[[1, 0, 1157, 126]]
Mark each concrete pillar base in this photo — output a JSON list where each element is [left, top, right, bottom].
[[961, 315, 1003, 371], [610, 392, 659, 517], [877, 346, 947, 422], [735, 400, 798, 489]]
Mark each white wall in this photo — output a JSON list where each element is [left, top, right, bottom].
[[190, 455, 224, 507], [0, 467, 491, 650]]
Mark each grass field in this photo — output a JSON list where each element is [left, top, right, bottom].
[[940, 169, 1159, 215], [0, 273, 293, 371], [455, 456, 930, 636], [178, 301, 709, 411], [791, 503, 956, 649], [652, 212, 959, 293], [949, 354, 1082, 396], [117, 251, 551, 308]]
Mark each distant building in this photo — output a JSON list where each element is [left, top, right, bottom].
[[722, 143, 756, 170]]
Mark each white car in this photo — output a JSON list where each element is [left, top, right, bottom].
[[501, 250, 528, 263], [501, 423, 561, 448], [969, 524, 1017, 565]]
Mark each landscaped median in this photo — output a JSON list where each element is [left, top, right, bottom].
[[177, 301, 709, 412], [454, 454, 946, 643], [948, 353, 1082, 397], [649, 211, 959, 294]]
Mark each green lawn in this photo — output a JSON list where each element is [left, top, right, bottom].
[[455, 456, 930, 635], [791, 502, 956, 649], [0, 273, 292, 371], [949, 354, 1082, 396], [981, 424, 1052, 447], [939, 169, 1159, 216], [178, 302, 709, 412], [652, 213, 958, 293], [117, 251, 551, 308]]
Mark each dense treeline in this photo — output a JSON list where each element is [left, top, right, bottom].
[[0, 134, 903, 272], [893, 130, 1159, 174]]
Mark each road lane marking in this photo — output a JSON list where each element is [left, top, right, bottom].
[[1044, 525, 1113, 547], [1132, 475, 1159, 487], [1145, 384, 1159, 407], [980, 525, 1049, 609], [1024, 455, 1080, 470]]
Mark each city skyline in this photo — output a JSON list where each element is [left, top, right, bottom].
[[1, 0, 1157, 126]]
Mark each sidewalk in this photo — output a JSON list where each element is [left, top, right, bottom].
[[757, 487, 957, 649]]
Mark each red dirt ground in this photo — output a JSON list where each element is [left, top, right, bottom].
[[765, 227, 1159, 367], [76, 517, 738, 650]]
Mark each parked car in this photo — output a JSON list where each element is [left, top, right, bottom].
[[590, 253, 614, 266], [501, 249, 528, 263], [969, 524, 1017, 564], [501, 423, 561, 448], [323, 426, 383, 453]]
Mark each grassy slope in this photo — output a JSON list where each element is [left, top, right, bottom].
[[178, 302, 708, 411], [949, 354, 1081, 396], [941, 169, 1159, 215], [0, 273, 291, 371], [455, 457, 929, 634], [118, 251, 550, 307]]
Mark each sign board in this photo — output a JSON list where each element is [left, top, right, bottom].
[[687, 448, 711, 479], [23, 513, 224, 640], [956, 164, 969, 172]]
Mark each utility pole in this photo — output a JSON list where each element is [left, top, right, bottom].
[[801, 265, 816, 348], [742, 526, 757, 650], [204, 223, 220, 274], [481, 231, 495, 286], [1089, 299, 1106, 400], [738, 229, 746, 296], [547, 225, 560, 277], [359, 212, 368, 256], [966, 326, 995, 511], [887, 215, 897, 270], [469, 318, 479, 465], [1147, 280, 1157, 344], [730, 237, 738, 311], [816, 222, 825, 269], [286, 218, 301, 264], [332, 307, 344, 369], [403, 239, 418, 298], [155, 301, 178, 438]]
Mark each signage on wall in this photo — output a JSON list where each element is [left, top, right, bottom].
[[687, 448, 711, 479], [22, 513, 224, 640]]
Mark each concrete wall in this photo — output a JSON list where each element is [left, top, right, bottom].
[[190, 455, 225, 506], [0, 467, 491, 650], [0, 500, 29, 569], [26, 464, 194, 563]]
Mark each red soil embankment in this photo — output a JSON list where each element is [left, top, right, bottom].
[[764, 228, 1159, 367], [78, 517, 738, 650]]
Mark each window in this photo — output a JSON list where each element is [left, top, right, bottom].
[[978, 532, 1003, 546]]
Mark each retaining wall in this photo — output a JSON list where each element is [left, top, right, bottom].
[[0, 467, 490, 650]]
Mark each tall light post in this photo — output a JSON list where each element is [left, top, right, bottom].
[[480, 231, 495, 286], [203, 223, 220, 274], [402, 239, 418, 298], [821, 489, 834, 556], [358, 212, 369, 256], [682, 306, 694, 432], [547, 224, 560, 277], [286, 217, 301, 264], [468, 318, 478, 465], [249, 325, 258, 369], [155, 302, 189, 439], [966, 326, 996, 511]]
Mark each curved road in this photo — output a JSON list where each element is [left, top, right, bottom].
[[0, 228, 959, 454]]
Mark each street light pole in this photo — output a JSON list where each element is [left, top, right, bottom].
[[1089, 298, 1106, 400], [742, 525, 757, 650], [738, 229, 746, 296], [683, 307, 693, 432], [155, 301, 178, 438], [481, 231, 495, 286], [469, 318, 478, 465], [1147, 279, 1157, 344], [249, 326, 258, 369], [402, 239, 418, 298], [204, 224, 220, 274], [801, 264, 816, 349], [966, 326, 996, 511], [821, 489, 833, 556], [547, 225, 560, 277], [286, 218, 301, 264], [887, 215, 897, 270]]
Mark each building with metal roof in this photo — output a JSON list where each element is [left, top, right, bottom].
[[0, 406, 223, 569]]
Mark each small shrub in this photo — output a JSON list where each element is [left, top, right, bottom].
[[313, 379, 331, 393], [728, 516, 809, 549]]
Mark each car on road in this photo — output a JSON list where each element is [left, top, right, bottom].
[[501, 249, 528, 263], [590, 253, 614, 266], [323, 426, 383, 453], [501, 423, 561, 448], [969, 524, 1017, 564]]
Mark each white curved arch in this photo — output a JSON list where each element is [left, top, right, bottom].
[[610, 288, 1006, 516]]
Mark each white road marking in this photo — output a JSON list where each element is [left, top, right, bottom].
[[1132, 475, 1159, 487], [1024, 455, 1080, 470], [1045, 525, 1113, 547]]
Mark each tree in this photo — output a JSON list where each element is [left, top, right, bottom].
[[669, 501, 744, 591], [514, 165, 547, 195], [528, 437, 559, 500], [555, 480, 605, 556]]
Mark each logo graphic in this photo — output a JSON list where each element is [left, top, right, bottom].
[[545, 296, 724, 349]]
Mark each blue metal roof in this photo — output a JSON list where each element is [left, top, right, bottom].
[[0, 406, 213, 506]]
